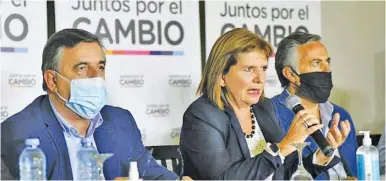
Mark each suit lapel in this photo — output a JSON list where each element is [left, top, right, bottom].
[[252, 103, 284, 144], [224, 106, 250, 158], [41, 96, 73, 180], [94, 118, 116, 153], [94, 110, 117, 180]]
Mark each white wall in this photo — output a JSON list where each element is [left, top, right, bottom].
[[321, 1, 385, 134]]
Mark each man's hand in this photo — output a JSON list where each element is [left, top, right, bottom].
[[326, 113, 351, 149], [314, 113, 351, 165]]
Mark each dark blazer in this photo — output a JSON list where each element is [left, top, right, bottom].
[[1, 95, 178, 180], [1, 158, 14, 180], [180, 96, 339, 180]]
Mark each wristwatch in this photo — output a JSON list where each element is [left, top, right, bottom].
[[266, 142, 285, 166], [266, 142, 280, 155], [269, 143, 280, 153]]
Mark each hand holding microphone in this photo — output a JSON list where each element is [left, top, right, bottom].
[[277, 109, 325, 157], [285, 95, 335, 157]]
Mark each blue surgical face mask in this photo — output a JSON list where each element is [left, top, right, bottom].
[[55, 72, 107, 119]]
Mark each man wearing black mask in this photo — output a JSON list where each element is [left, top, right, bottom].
[[271, 32, 358, 180]]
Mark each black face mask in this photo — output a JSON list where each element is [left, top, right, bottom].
[[292, 71, 333, 103]]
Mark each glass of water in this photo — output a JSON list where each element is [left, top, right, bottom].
[[290, 142, 313, 181]]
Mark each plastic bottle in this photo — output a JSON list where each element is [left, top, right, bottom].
[[19, 138, 46, 180], [76, 139, 99, 180], [356, 131, 380, 180]]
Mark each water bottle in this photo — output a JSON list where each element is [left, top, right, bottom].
[[76, 139, 99, 180], [356, 131, 380, 180], [19, 138, 46, 180]]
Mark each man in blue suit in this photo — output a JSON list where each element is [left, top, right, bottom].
[[1, 29, 178, 180], [271, 32, 357, 180]]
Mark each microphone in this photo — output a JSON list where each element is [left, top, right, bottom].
[[285, 95, 334, 157]]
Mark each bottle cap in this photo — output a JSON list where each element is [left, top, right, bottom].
[[129, 161, 140, 180], [25, 138, 40, 146], [359, 131, 372, 146]]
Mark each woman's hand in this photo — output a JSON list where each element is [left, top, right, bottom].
[[277, 110, 324, 156]]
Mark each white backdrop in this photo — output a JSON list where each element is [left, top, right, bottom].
[[0, 0, 323, 146], [205, 0, 322, 98], [0, 0, 46, 122], [55, 0, 201, 146]]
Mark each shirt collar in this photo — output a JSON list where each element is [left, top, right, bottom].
[[319, 101, 334, 129], [278, 88, 290, 106], [48, 98, 104, 138]]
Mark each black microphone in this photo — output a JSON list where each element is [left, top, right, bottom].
[[285, 95, 334, 157]]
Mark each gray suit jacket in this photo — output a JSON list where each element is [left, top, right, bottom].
[[180, 96, 339, 180]]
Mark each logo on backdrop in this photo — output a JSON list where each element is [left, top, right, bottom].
[[120, 75, 144, 88], [1, 106, 9, 121], [213, 1, 314, 48], [169, 75, 191, 87], [8, 73, 37, 88], [67, 0, 186, 56], [170, 127, 181, 144], [1, 0, 30, 53], [145, 104, 169, 117]]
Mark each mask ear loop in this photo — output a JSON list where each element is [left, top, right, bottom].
[[288, 67, 302, 95], [55, 72, 71, 83], [287, 67, 299, 83], [54, 71, 71, 103]]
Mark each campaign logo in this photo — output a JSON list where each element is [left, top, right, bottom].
[[145, 104, 169, 117], [170, 127, 181, 144], [169, 75, 191, 87], [1, 106, 9, 121], [120, 75, 144, 88], [8, 73, 37, 88]]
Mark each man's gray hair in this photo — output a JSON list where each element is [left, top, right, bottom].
[[275, 32, 321, 87], [41, 29, 104, 91]]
